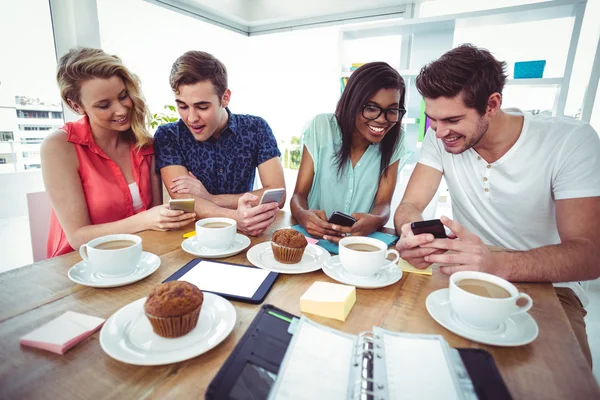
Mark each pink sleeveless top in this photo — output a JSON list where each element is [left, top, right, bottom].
[[47, 117, 154, 258]]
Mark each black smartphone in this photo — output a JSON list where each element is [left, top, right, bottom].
[[328, 211, 356, 227], [411, 219, 447, 238]]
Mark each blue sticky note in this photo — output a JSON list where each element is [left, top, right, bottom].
[[291, 225, 399, 254]]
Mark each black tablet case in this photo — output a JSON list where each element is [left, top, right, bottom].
[[206, 304, 512, 400]]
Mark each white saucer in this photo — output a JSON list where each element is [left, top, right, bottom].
[[181, 233, 251, 258], [68, 251, 161, 288], [246, 242, 330, 274], [321, 256, 402, 289], [100, 292, 236, 365], [426, 288, 539, 347]]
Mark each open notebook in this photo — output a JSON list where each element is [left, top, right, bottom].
[[268, 317, 477, 400]]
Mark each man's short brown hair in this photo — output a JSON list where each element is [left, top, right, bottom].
[[415, 44, 507, 115], [169, 51, 228, 99]]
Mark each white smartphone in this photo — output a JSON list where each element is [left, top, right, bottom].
[[258, 188, 285, 205]]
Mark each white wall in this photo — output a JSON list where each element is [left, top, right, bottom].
[[250, 0, 408, 23], [0, 170, 45, 219], [183, 0, 250, 21]]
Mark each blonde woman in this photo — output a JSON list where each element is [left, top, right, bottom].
[[41, 48, 195, 258]]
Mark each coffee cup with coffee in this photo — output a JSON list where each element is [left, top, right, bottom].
[[338, 236, 400, 277], [79, 234, 142, 277], [449, 271, 533, 330], [195, 217, 237, 250]]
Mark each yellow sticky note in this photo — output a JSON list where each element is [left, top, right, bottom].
[[398, 258, 432, 276], [300, 281, 356, 321], [183, 230, 196, 238]]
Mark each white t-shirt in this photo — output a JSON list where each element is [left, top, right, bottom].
[[419, 108, 600, 305]]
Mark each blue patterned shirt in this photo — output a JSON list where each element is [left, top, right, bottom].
[[154, 108, 281, 195]]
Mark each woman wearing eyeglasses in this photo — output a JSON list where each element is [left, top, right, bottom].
[[291, 62, 409, 243]]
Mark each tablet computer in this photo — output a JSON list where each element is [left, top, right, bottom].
[[163, 259, 278, 304]]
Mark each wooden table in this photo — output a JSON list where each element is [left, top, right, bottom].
[[1, 212, 598, 399]]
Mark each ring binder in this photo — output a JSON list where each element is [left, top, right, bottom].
[[352, 332, 381, 400], [269, 317, 479, 400]]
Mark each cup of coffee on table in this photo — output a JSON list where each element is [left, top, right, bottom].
[[338, 236, 400, 277], [195, 217, 237, 250], [449, 271, 533, 330], [79, 234, 142, 277]]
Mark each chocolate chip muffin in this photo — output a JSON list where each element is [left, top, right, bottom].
[[144, 281, 203, 338], [271, 229, 308, 264]]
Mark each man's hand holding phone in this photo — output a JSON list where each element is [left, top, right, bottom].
[[234, 193, 279, 237], [396, 218, 449, 269], [258, 188, 285, 206], [418, 216, 496, 276]]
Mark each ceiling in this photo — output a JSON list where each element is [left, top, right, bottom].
[[144, 0, 417, 35]]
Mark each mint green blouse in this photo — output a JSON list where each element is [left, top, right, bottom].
[[302, 113, 409, 218]]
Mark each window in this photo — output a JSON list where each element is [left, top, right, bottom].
[[51, 111, 63, 119], [0, 0, 62, 271], [21, 126, 52, 131], [22, 151, 40, 158], [24, 164, 41, 170], [23, 137, 44, 142], [0, 132, 13, 141], [16, 110, 49, 119], [0, 153, 12, 164]]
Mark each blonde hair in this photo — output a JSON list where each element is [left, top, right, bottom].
[[57, 47, 152, 148]]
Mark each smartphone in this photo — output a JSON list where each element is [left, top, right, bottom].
[[169, 198, 195, 213], [328, 211, 357, 227], [259, 188, 285, 205], [411, 219, 447, 238]]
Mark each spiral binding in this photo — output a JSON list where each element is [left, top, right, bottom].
[[351, 332, 385, 400]]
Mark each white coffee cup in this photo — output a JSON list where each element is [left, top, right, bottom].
[[338, 236, 400, 277], [195, 217, 237, 250], [79, 234, 142, 277], [449, 271, 533, 330]]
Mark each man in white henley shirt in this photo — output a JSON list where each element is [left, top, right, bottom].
[[394, 44, 600, 366]]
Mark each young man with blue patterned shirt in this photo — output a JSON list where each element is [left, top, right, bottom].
[[155, 51, 285, 236]]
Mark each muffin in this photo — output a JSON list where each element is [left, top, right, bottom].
[[271, 229, 308, 264], [144, 281, 204, 338]]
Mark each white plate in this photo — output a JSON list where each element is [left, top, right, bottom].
[[426, 288, 539, 347], [246, 242, 330, 274], [322, 255, 402, 289], [68, 251, 161, 288], [181, 233, 251, 258], [100, 292, 236, 365]]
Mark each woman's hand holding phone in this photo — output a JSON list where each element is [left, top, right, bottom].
[[298, 209, 341, 239], [347, 213, 381, 237], [142, 204, 196, 232]]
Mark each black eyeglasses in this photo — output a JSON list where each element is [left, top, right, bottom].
[[362, 104, 406, 123]]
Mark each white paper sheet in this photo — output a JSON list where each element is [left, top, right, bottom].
[[383, 334, 459, 400], [178, 261, 270, 298], [269, 320, 354, 400]]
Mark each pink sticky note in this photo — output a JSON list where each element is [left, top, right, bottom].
[[20, 311, 105, 355], [305, 236, 318, 245]]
